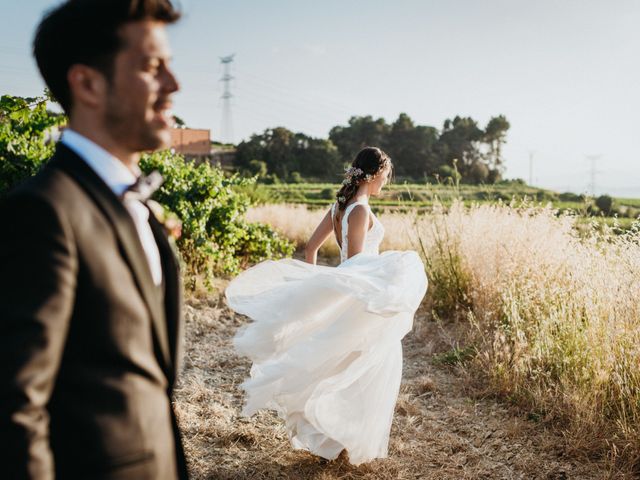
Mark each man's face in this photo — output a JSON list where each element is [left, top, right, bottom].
[[104, 20, 179, 153]]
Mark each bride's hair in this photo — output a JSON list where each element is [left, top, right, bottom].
[[336, 147, 392, 210]]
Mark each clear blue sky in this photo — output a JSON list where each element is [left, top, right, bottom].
[[1, 0, 639, 196]]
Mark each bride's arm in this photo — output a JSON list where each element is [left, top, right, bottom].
[[346, 205, 368, 259], [304, 209, 333, 264]]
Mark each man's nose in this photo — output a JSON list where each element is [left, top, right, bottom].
[[162, 66, 180, 94]]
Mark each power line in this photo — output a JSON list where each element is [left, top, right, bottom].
[[234, 67, 354, 117], [232, 84, 339, 131]]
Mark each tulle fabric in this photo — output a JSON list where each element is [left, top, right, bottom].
[[226, 250, 428, 464]]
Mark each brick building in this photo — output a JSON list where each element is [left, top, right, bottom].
[[169, 127, 211, 156]]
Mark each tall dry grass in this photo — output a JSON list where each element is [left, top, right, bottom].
[[246, 201, 640, 474], [245, 204, 418, 257]]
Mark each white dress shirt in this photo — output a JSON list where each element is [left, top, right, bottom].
[[61, 129, 163, 286]]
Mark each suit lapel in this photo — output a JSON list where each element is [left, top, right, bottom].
[[148, 211, 183, 384], [50, 145, 173, 372]]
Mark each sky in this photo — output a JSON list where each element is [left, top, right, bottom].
[[1, 0, 639, 196]]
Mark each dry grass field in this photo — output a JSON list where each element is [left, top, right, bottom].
[[174, 295, 618, 479], [237, 202, 640, 476]]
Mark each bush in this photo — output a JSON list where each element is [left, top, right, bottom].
[[258, 173, 280, 185], [466, 162, 489, 184], [595, 194, 614, 215], [140, 151, 294, 285], [0, 93, 63, 196], [559, 191, 584, 202], [437, 164, 454, 179], [486, 168, 502, 184], [498, 178, 526, 186], [248, 159, 268, 177], [535, 189, 558, 202], [288, 171, 303, 183], [627, 207, 640, 219], [238, 183, 281, 205], [0, 92, 295, 289], [320, 187, 335, 200]]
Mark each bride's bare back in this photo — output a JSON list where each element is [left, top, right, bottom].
[[304, 200, 383, 265]]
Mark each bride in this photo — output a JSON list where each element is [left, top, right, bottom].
[[226, 146, 428, 465]]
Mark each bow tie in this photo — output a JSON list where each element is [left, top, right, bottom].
[[122, 170, 164, 202]]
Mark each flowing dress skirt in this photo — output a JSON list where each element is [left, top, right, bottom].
[[226, 251, 428, 465]]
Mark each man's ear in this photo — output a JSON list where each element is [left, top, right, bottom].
[[67, 64, 108, 110]]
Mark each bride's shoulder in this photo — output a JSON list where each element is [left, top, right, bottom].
[[346, 203, 369, 224]]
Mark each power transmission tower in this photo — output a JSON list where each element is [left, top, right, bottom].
[[219, 54, 235, 144], [528, 151, 535, 186], [585, 154, 602, 196]]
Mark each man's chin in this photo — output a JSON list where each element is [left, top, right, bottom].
[[141, 128, 172, 152]]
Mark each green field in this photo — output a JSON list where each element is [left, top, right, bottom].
[[240, 182, 640, 232], [246, 181, 637, 214]]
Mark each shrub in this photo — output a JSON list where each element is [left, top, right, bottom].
[[498, 178, 526, 186], [248, 159, 268, 177], [320, 187, 335, 200], [140, 151, 294, 286], [0, 92, 295, 289], [595, 194, 614, 215], [288, 171, 303, 183], [258, 173, 280, 185], [466, 162, 489, 184], [0, 93, 63, 196], [559, 191, 584, 202], [437, 164, 455, 179]]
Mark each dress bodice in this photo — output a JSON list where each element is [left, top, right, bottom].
[[331, 201, 385, 263]]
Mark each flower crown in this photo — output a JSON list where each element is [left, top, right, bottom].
[[341, 157, 391, 187], [342, 166, 371, 186]]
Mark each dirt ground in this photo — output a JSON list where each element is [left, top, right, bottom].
[[173, 292, 620, 480]]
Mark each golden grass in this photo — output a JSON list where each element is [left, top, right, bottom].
[[245, 203, 420, 257], [244, 201, 640, 475]]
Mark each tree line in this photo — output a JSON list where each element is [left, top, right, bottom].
[[235, 113, 510, 184]]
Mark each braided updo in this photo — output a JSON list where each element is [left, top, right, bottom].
[[336, 147, 392, 210]]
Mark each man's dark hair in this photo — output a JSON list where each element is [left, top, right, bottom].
[[33, 0, 180, 114]]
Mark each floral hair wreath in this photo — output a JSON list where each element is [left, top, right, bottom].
[[341, 157, 392, 187]]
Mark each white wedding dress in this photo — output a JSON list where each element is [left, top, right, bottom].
[[225, 201, 428, 465]]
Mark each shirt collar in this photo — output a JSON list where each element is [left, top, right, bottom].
[[60, 129, 140, 197]]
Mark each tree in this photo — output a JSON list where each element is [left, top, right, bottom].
[[295, 136, 342, 178], [237, 112, 512, 184], [235, 128, 342, 181], [172, 115, 186, 127], [329, 115, 390, 164], [235, 127, 297, 178], [483, 115, 510, 174], [435, 116, 485, 182], [385, 113, 438, 178]]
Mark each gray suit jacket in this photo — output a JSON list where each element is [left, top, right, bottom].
[[0, 144, 189, 479]]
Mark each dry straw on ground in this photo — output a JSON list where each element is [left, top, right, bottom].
[[175, 297, 615, 479], [241, 201, 640, 476]]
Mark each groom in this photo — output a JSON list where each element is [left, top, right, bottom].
[[0, 1, 189, 479]]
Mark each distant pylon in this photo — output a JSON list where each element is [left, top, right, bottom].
[[586, 154, 602, 196], [219, 54, 235, 144]]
